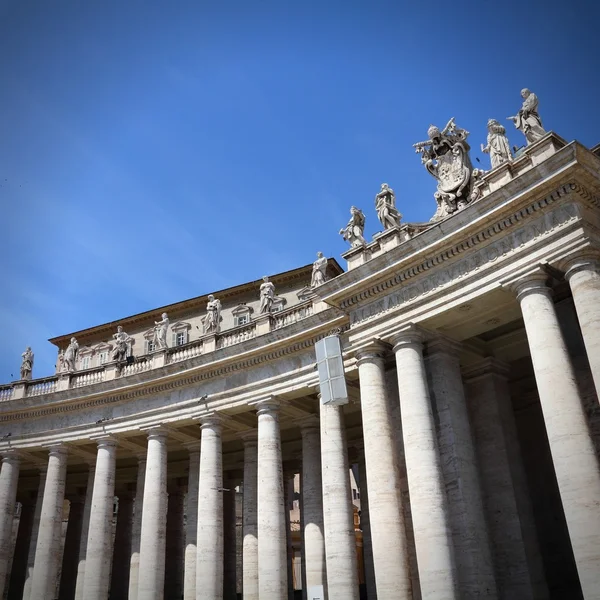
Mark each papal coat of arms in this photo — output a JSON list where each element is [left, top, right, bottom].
[[414, 118, 475, 221]]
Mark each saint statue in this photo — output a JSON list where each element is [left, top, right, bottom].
[[375, 183, 402, 230], [311, 252, 328, 287], [112, 326, 133, 362], [259, 276, 276, 314], [63, 337, 79, 372], [56, 349, 64, 374], [481, 119, 512, 169], [339, 206, 367, 248], [153, 313, 169, 349], [20, 347, 34, 380], [204, 294, 222, 333], [507, 89, 546, 145]]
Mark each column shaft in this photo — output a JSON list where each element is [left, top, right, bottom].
[[196, 417, 223, 600], [300, 422, 326, 599], [256, 400, 287, 600], [223, 481, 237, 600], [319, 402, 359, 600], [110, 495, 133, 600], [58, 498, 84, 600], [184, 449, 199, 600], [516, 276, 600, 597], [0, 453, 20, 598], [164, 488, 184, 600], [73, 467, 95, 600], [7, 495, 35, 600], [391, 332, 458, 599], [128, 458, 146, 600], [138, 429, 168, 600], [83, 439, 118, 600], [283, 471, 295, 600], [357, 450, 376, 600], [30, 446, 68, 600], [242, 435, 258, 600]]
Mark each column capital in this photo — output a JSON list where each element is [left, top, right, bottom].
[[502, 270, 550, 302], [298, 415, 320, 433], [562, 253, 600, 281], [41, 442, 69, 458], [140, 424, 169, 440], [182, 440, 200, 454], [239, 430, 258, 445], [389, 325, 424, 352], [90, 435, 118, 449], [425, 336, 462, 358], [0, 449, 21, 464], [462, 357, 510, 382], [250, 396, 281, 416], [195, 412, 224, 431], [354, 341, 388, 366]]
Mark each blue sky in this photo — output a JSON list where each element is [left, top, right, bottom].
[[1, 0, 599, 379]]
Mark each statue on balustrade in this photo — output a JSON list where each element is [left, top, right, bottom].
[[339, 206, 367, 248], [481, 119, 512, 169], [20, 347, 34, 380], [413, 118, 474, 222], [259, 276, 276, 314], [204, 294, 222, 333], [311, 252, 328, 287], [63, 338, 79, 372], [507, 88, 546, 145], [375, 183, 402, 230], [153, 313, 169, 349], [112, 326, 133, 362]]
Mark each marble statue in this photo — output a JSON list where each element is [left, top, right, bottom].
[[481, 119, 512, 168], [375, 183, 402, 230], [259, 277, 276, 314], [413, 118, 474, 222], [112, 326, 133, 362], [507, 89, 546, 145], [63, 338, 79, 372], [153, 313, 169, 349], [339, 206, 367, 248], [20, 347, 34, 380], [56, 349, 64, 374], [204, 294, 222, 333], [311, 252, 328, 287]]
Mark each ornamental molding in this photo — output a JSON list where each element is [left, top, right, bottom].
[[341, 181, 597, 314]]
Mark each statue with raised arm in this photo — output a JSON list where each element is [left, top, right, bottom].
[[112, 326, 133, 362], [507, 89, 546, 145], [204, 294, 222, 333], [375, 183, 402, 230], [481, 119, 512, 169], [339, 206, 367, 248], [413, 118, 474, 221], [153, 313, 169, 349], [20, 347, 34, 380], [259, 276, 276, 314], [311, 252, 328, 287], [63, 337, 79, 372]]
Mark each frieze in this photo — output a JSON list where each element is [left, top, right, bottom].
[[351, 201, 579, 326]]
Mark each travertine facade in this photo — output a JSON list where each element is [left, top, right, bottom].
[[1, 131, 600, 600]]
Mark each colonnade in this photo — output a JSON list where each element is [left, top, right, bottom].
[[1, 266, 600, 599]]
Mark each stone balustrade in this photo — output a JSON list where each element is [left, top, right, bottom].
[[25, 378, 58, 397], [217, 321, 257, 348], [119, 357, 153, 376], [71, 368, 106, 388], [0, 386, 13, 402], [273, 301, 313, 330], [168, 340, 204, 364]]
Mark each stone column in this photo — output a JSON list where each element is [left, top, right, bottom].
[[390, 330, 458, 599], [0, 451, 20, 598], [30, 445, 68, 600], [564, 255, 600, 399], [356, 345, 411, 600], [283, 467, 296, 600], [241, 433, 258, 600], [223, 477, 238, 600], [21, 468, 46, 600], [58, 495, 84, 600], [128, 457, 146, 600], [255, 399, 287, 600], [83, 438, 118, 600], [513, 274, 600, 597], [319, 401, 359, 600], [356, 448, 376, 600], [138, 427, 168, 600], [196, 415, 224, 600], [8, 491, 36, 600], [299, 418, 326, 600], [164, 483, 184, 599], [110, 494, 133, 600], [183, 447, 199, 600], [74, 466, 95, 600], [425, 338, 497, 599]]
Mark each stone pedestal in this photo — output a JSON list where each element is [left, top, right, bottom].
[[356, 345, 411, 600], [128, 458, 146, 600], [30, 445, 68, 600], [151, 350, 168, 369], [242, 433, 259, 600], [196, 416, 224, 599], [83, 438, 118, 600], [183, 447, 200, 600], [0, 452, 20, 598], [255, 314, 272, 336], [138, 428, 168, 600], [255, 399, 287, 600], [390, 330, 458, 599], [74, 466, 95, 600], [319, 402, 359, 600], [514, 274, 600, 598]]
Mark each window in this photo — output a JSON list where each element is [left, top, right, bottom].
[[235, 313, 249, 326], [146, 340, 156, 354], [232, 304, 253, 326], [81, 356, 91, 370], [98, 351, 108, 366], [173, 331, 186, 346]]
